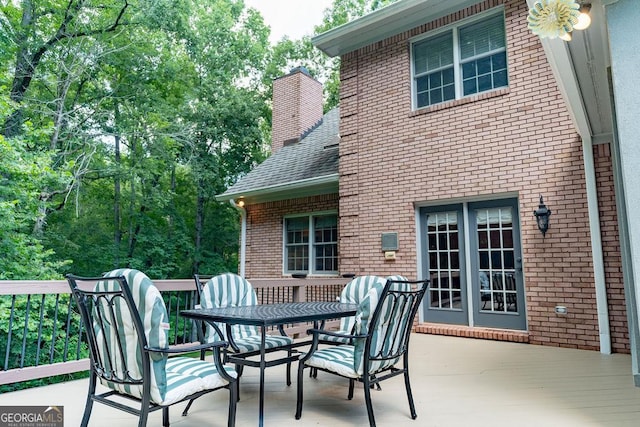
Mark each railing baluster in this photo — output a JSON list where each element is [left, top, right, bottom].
[[49, 294, 61, 364], [20, 295, 33, 368], [35, 294, 46, 366], [4, 295, 17, 371], [64, 295, 74, 362]]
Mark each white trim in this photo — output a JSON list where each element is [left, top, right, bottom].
[[312, 0, 478, 57], [282, 212, 339, 276], [216, 174, 338, 202], [230, 199, 247, 278]]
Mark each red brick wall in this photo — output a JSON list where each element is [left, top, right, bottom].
[[337, 0, 626, 351], [243, 194, 339, 278], [272, 68, 324, 153]]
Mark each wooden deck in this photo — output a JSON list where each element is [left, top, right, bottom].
[[2, 333, 640, 426]]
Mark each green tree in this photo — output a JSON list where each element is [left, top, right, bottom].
[[0, 90, 68, 279]]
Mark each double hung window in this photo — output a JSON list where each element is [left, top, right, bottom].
[[284, 214, 338, 275], [412, 12, 508, 109]]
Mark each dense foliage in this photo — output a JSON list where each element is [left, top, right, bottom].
[[0, 0, 398, 392], [0, 0, 398, 280]]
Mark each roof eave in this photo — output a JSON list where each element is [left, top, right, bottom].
[[215, 174, 339, 205], [312, 0, 477, 57]]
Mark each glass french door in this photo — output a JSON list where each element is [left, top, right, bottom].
[[420, 199, 526, 330]]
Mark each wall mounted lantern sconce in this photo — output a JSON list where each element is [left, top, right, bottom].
[[533, 195, 552, 237]]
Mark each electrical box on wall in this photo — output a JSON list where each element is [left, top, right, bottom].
[[381, 232, 398, 251]]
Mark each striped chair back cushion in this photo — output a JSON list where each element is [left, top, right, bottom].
[[337, 276, 386, 335], [352, 278, 414, 376], [94, 268, 169, 404], [200, 273, 260, 342]]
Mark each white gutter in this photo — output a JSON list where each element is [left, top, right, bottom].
[[229, 199, 247, 278], [216, 174, 339, 202], [526, 0, 611, 354]]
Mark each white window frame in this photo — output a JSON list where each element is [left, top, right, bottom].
[[283, 211, 338, 276], [410, 8, 507, 110]]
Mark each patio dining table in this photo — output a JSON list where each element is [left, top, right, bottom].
[[180, 301, 358, 427]]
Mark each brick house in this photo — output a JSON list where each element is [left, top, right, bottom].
[[217, 0, 640, 380]]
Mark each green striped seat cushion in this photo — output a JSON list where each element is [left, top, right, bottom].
[[95, 269, 170, 404], [306, 277, 414, 378], [317, 276, 386, 344], [163, 356, 236, 405], [352, 279, 413, 376], [304, 345, 359, 378], [200, 273, 293, 351], [232, 334, 294, 353], [96, 269, 227, 406]]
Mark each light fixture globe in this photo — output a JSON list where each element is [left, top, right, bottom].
[[573, 3, 592, 30]]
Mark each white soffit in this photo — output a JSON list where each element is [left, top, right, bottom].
[[312, 0, 476, 57]]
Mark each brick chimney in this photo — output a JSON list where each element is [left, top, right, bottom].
[[271, 67, 323, 153]]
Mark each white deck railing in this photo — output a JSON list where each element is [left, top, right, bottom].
[[0, 277, 350, 386]]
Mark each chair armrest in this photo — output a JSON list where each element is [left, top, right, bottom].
[[277, 324, 289, 337], [145, 340, 229, 354], [146, 342, 237, 383], [306, 328, 367, 340]]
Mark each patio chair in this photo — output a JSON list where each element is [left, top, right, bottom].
[[67, 269, 237, 427], [194, 273, 295, 389], [316, 275, 387, 346], [295, 278, 428, 427]]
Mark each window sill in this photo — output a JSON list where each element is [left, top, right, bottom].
[[409, 87, 510, 118]]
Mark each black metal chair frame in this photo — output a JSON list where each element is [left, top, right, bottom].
[[192, 274, 296, 394], [67, 274, 238, 427], [295, 279, 428, 427]]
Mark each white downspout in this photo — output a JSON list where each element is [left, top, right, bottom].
[[582, 133, 612, 354], [230, 199, 247, 278], [522, 6, 612, 353]]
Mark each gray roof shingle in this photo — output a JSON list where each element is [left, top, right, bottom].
[[216, 108, 340, 203]]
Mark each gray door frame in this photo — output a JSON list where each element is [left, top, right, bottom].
[[419, 198, 526, 330]]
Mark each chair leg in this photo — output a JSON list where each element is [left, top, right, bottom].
[[348, 379, 355, 400], [235, 363, 243, 402], [228, 382, 238, 427], [80, 373, 97, 427], [363, 376, 377, 427], [295, 362, 306, 419], [162, 407, 170, 427], [182, 398, 196, 416], [138, 407, 150, 427], [286, 348, 292, 386], [404, 368, 417, 420]]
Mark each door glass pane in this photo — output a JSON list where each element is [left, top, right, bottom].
[[426, 212, 460, 310], [476, 207, 518, 313]]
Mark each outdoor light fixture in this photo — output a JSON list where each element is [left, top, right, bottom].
[[573, 3, 592, 30], [533, 195, 552, 237], [236, 199, 245, 208]]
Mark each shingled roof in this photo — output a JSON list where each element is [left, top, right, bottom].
[[215, 107, 340, 204]]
